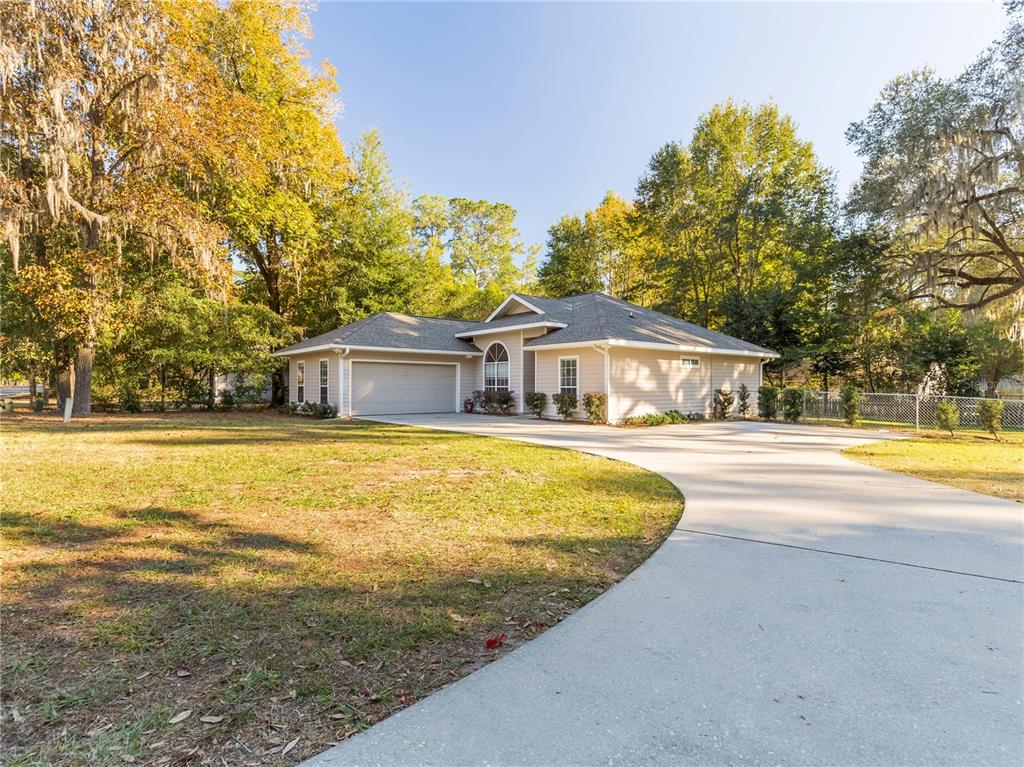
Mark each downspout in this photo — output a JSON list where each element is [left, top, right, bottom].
[[593, 343, 611, 423], [336, 347, 350, 417]]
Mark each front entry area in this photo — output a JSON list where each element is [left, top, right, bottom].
[[349, 361, 458, 416]]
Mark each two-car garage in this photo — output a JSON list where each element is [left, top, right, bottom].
[[349, 361, 459, 416]]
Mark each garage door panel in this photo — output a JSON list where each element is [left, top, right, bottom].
[[351, 362, 456, 415]]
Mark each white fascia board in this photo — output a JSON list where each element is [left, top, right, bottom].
[[454, 321, 566, 339], [276, 344, 482, 357], [524, 337, 778, 358], [605, 338, 780, 359], [273, 343, 337, 357], [484, 294, 545, 322]]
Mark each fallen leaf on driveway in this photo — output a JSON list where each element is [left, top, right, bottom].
[[282, 737, 299, 756], [485, 632, 508, 650], [168, 710, 192, 724]]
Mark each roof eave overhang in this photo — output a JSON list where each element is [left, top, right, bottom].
[[454, 321, 567, 339], [525, 337, 779, 358], [275, 343, 482, 357]]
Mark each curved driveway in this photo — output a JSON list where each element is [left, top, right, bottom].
[[305, 416, 1023, 767]]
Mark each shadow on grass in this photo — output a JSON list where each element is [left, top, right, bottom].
[[1, 501, 659, 767]]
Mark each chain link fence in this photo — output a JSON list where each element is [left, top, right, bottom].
[[801, 391, 1024, 432]]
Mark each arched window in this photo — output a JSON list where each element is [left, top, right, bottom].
[[484, 343, 510, 391]]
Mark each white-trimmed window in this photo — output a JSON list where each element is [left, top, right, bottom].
[[484, 343, 510, 391], [296, 360, 305, 402], [319, 359, 329, 404], [679, 357, 700, 368], [559, 357, 578, 396]]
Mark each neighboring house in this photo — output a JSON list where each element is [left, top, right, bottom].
[[273, 292, 779, 422]]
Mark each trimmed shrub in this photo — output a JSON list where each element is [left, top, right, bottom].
[[757, 385, 778, 420], [840, 385, 862, 426], [713, 388, 735, 420], [737, 383, 750, 418], [492, 390, 516, 414], [471, 390, 486, 411], [524, 392, 547, 418], [33, 397, 45, 413], [298, 401, 337, 419], [480, 389, 516, 414], [552, 392, 577, 420], [622, 410, 688, 427], [781, 387, 803, 423], [934, 400, 960, 436], [582, 392, 607, 424], [686, 411, 706, 422], [977, 399, 1004, 441]]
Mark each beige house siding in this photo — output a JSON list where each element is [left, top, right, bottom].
[[534, 346, 606, 419], [288, 351, 342, 408], [468, 329, 526, 412], [608, 349, 762, 422]]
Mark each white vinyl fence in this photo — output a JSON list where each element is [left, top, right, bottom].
[[800, 391, 1024, 432]]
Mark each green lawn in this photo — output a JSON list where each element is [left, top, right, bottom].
[[1, 412, 682, 766], [844, 431, 1023, 502]]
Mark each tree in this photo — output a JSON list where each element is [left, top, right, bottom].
[[207, 0, 348, 403], [1, 0, 256, 413], [635, 101, 836, 358], [537, 192, 650, 301], [968, 317, 1024, 396], [537, 214, 602, 297], [410, 195, 537, 319], [846, 8, 1023, 311]]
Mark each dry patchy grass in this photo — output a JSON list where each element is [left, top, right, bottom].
[[1, 411, 681, 766], [844, 430, 1023, 502]]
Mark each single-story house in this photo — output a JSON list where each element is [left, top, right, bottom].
[[273, 292, 779, 422]]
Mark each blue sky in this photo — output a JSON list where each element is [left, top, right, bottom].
[[305, 1, 1009, 252]]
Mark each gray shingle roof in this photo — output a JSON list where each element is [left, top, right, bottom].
[[276, 313, 482, 355], [523, 293, 777, 356], [276, 294, 777, 359], [454, 293, 575, 335]]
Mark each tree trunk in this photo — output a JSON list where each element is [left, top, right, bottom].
[[271, 366, 286, 407], [71, 346, 94, 415], [208, 367, 216, 410], [56, 362, 72, 414], [29, 362, 37, 400], [985, 378, 998, 398]]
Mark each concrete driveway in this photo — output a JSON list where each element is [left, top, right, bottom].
[[305, 416, 1023, 767]]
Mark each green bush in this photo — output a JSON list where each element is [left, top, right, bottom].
[[737, 384, 750, 418], [480, 390, 516, 414], [471, 390, 486, 411], [713, 388, 735, 420], [297, 401, 337, 419], [121, 388, 142, 413], [757, 385, 778, 420], [33, 396, 45, 413], [552, 392, 577, 420], [977, 399, 1004, 440], [934, 400, 959, 436], [232, 374, 270, 405], [582, 392, 607, 423], [839, 385, 862, 426], [781, 387, 803, 423], [622, 410, 688, 427], [219, 390, 236, 410], [686, 411, 706, 422], [523, 392, 547, 418]]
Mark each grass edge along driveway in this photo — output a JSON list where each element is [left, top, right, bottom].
[[1, 412, 682, 766], [843, 430, 1023, 502]]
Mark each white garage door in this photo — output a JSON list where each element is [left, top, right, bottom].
[[350, 362, 457, 415]]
